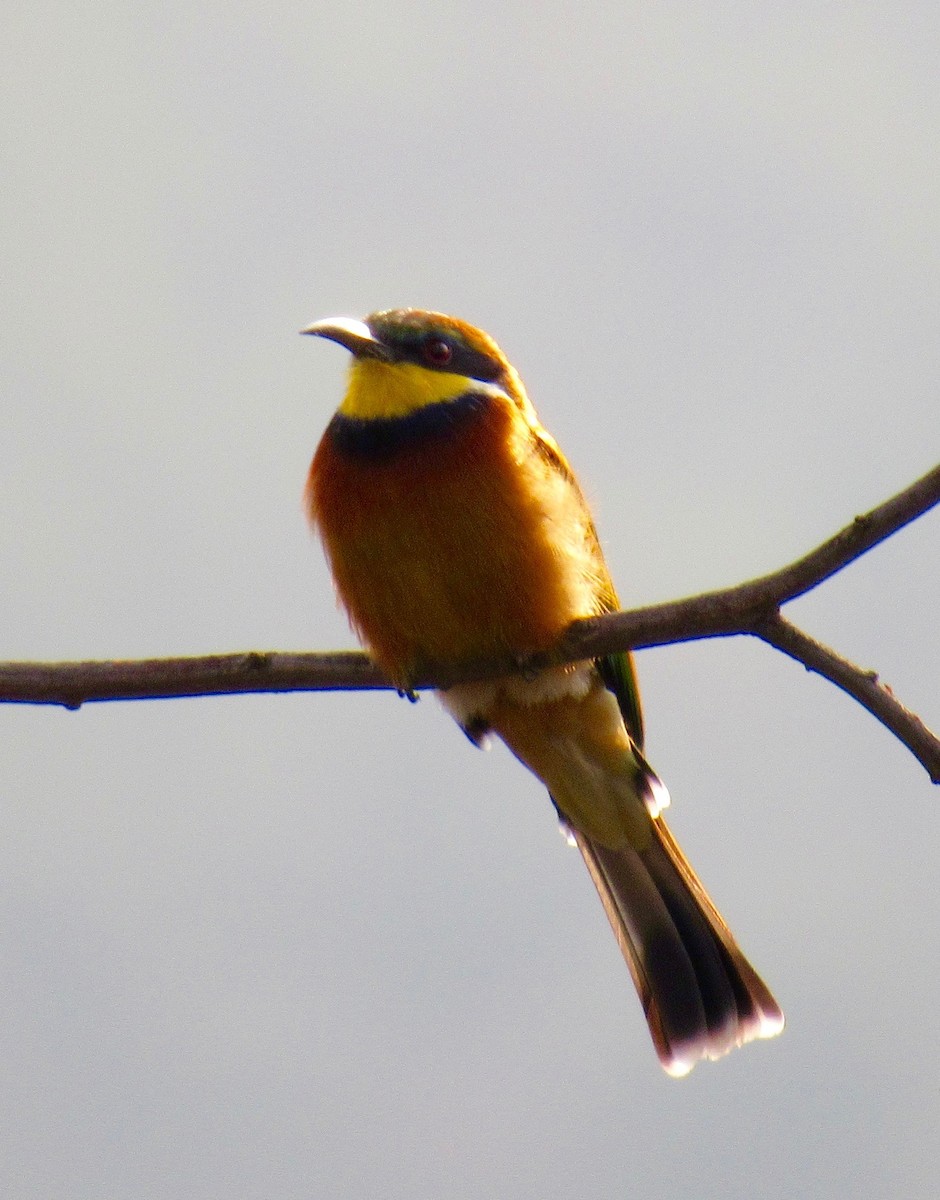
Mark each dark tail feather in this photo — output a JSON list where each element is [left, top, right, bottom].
[[574, 820, 783, 1076]]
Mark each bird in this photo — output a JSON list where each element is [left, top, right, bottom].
[[302, 307, 783, 1076]]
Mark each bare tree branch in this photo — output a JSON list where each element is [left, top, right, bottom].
[[756, 613, 940, 782], [2, 463, 938, 779]]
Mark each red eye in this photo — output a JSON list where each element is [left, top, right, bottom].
[[422, 337, 453, 367]]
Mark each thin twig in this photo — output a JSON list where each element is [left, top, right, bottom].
[[1, 463, 938, 779], [0, 651, 386, 708], [755, 613, 940, 783]]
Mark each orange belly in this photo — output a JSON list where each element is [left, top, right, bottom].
[[307, 394, 607, 681]]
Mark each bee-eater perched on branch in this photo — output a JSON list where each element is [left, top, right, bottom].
[[303, 308, 783, 1076]]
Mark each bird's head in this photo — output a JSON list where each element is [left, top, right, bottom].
[[302, 308, 529, 421]]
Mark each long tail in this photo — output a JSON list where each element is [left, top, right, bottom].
[[573, 816, 784, 1077], [484, 677, 783, 1074]]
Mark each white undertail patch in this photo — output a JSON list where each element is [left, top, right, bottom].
[[439, 663, 594, 727]]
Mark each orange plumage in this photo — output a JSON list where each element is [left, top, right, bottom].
[[309, 376, 607, 682]]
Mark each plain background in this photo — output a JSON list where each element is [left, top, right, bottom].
[[2, 4, 938, 1197]]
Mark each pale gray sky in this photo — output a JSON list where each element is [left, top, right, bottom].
[[2, 4, 939, 1197]]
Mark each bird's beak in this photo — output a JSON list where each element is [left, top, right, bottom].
[[301, 316, 392, 361]]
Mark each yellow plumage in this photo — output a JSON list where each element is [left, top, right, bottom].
[[304, 308, 783, 1075]]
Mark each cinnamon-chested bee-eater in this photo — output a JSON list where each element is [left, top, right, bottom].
[[303, 308, 783, 1076]]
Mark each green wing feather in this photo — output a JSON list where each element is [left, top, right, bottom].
[[597, 646, 645, 751]]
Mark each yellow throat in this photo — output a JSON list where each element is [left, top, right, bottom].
[[339, 358, 478, 421]]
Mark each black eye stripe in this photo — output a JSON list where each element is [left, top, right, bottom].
[[414, 340, 502, 381], [366, 316, 506, 382]]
